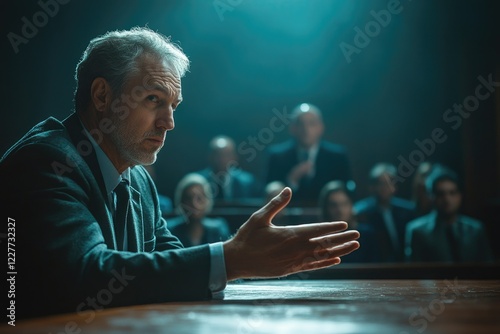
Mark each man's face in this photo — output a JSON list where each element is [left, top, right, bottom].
[[433, 180, 462, 216], [106, 55, 182, 167], [290, 112, 324, 148], [372, 173, 396, 202], [210, 145, 236, 173], [326, 191, 353, 223]]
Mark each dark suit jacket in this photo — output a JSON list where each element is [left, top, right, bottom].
[[266, 140, 352, 204], [0, 113, 212, 318], [354, 196, 416, 262], [341, 223, 380, 263], [405, 211, 494, 263], [168, 216, 231, 247], [196, 167, 261, 199]]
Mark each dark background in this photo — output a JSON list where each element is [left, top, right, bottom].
[[1, 0, 499, 229]]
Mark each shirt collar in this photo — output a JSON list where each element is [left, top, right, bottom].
[[79, 118, 130, 195]]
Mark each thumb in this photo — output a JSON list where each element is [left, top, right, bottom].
[[256, 187, 292, 223]]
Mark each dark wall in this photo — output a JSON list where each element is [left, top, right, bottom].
[[2, 0, 499, 216]]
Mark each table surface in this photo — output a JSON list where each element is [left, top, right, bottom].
[[3, 280, 500, 334]]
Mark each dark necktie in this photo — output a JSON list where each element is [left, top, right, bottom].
[[445, 224, 460, 262], [299, 150, 310, 163], [298, 150, 313, 185], [114, 180, 131, 251]]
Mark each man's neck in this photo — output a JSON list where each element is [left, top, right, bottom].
[[79, 111, 130, 174]]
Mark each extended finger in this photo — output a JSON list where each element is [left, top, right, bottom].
[[253, 187, 292, 222], [309, 230, 360, 245], [288, 221, 349, 240], [297, 257, 342, 272], [311, 240, 360, 260]]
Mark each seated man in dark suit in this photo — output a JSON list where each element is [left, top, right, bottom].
[[266, 103, 352, 205], [168, 173, 231, 246], [0, 27, 360, 319], [405, 169, 493, 262], [195, 135, 261, 201], [319, 181, 379, 263], [354, 163, 416, 262]]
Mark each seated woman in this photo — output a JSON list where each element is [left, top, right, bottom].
[[319, 181, 379, 263], [168, 173, 231, 247]]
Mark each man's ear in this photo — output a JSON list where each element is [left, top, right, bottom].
[[90, 77, 112, 113]]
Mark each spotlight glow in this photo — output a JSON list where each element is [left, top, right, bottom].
[[300, 103, 310, 112]]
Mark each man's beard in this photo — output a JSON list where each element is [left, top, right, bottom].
[[108, 112, 161, 167]]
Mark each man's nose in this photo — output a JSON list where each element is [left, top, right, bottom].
[[156, 106, 175, 131]]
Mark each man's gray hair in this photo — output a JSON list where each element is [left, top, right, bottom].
[[74, 27, 190, 112]]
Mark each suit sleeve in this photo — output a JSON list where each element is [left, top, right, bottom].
[[1, 143, 212, 317]]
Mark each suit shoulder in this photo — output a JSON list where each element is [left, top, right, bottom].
[[459, 215, 485, 230], [320, 141, 348, 155], [391, 197, 416, 211], [268, 140, 295, 155], [406, 214, 433, 232], [2, 117, 70, 162], [232, 169, 256, 182], [354, 197, 376, 214]]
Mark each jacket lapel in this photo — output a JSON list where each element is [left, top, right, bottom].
[[61, 113, 116, 248]]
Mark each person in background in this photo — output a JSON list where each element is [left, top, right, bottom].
[[196, 135, 261, 201], [168, 174, 231, 247], [319, 181, 379, 263], [411, 161, 434, 216], [405, 168, 493, 262], [354, 163, 415, 262], [143, 164, 173, 215], [266, 103, 352, 206]]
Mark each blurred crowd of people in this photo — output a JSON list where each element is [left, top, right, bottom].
[[151, 103, 494, 264]]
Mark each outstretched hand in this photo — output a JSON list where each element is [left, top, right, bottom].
[[223, 187, 360, 281]]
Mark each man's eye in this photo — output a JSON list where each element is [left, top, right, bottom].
[[147, 95, 159, 103]]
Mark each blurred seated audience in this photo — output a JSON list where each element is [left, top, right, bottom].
[[411, 161, 434, 216], [196, 135, 261, 202], [264, 181, 290, 225], [266, 103, 353, 206], [143, 164, 173, 215], [354, 163, 415, 262], [319, 181, 379, 263], [168, 173, 231, 247], [405, 168, 494, 263]]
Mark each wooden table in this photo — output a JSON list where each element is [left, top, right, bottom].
[[3, 280, 500, 333]]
